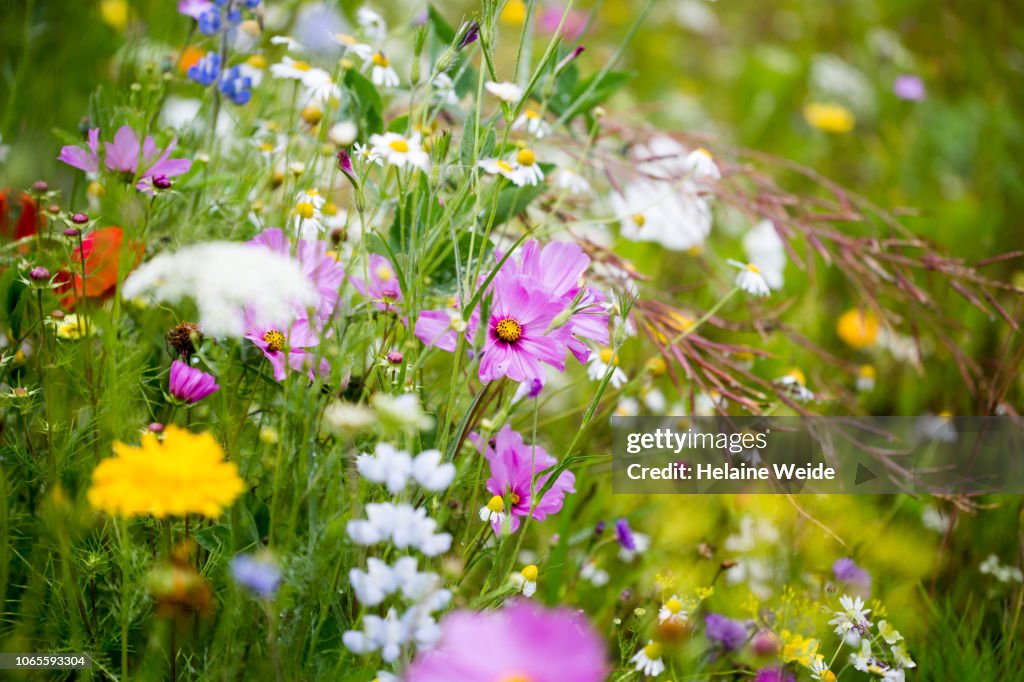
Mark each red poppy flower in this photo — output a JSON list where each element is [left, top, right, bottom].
[[0, 191, 44, 242], [60, 227, 144, 306]]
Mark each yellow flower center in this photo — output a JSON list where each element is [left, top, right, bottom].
[[643, 642, 663, 660], [509, 492, 521, 504], [388, 139, 410, 153], [599, 348, 617, 364], [520, 564, 538, 582], [497, 160, 514, 172], [745, 263, 761, 274], [247, 54, 267, 69], [302, 105, 323, 125], [786, 367, 807, 386], [665, 598, 684, 614], [262, 329, 286, 352], [486, 495, 504, 513], [292, 60, 312, 72], [495, 317, 522, 343], [836, 309, 880, 349], [516, 148, 536, 166], [372, 52, 390, 67], [858, 364, 876, 379], [695, 147, 712, 159], [824, 672, 836, 682], [525, 109, 540, 119], [375, 265, 394, 282], [336, 33, 357, 45], [295, 202, 316, 219], [323, 201, 338, 216], [632, 213, 646, 227]]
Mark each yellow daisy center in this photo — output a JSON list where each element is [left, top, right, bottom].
[[665, 598, 683, 614], [372, 52, 390, 67], [525, 109, 540, 119], [632, 213, 646, 227], [496, 160, 514, 172], [520, 564, 538, 582], [516, 148, 536, 166], [246, 54, 267, 69], [509, 492, 521, 505], [486, 495, 504, 513], [786, 367, 807, 386], [292, 60, 312, 72], [336, 33, 357, 45], [643, 642, 663, 660], [375, 265, 394, 282], [295, 202, 316, 219], [599, 348, 617, 364], [388, 139, 409, 153], [745, 263, 761, 274], [262, 329, 286, 352], [495, 317, 522, 343]]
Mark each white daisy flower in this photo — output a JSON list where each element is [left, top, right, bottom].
[[631, 641, 666, 677], [509, 147, 543, 186], [291, 188, 326, 239], [856, 364, 876, 392], [808, 656, 834, 681], [332, 32, 374, 60], [773, 368, 815, 403], [328, 121, 358, 147], [356, 7, 387, 41], [658, 595, 687, 625], [611, 179, 712, 251], [511, 564, 538, 597], [485, 80, 523, 104], [270, 35, 305, 52], [587, 348, 628, 388], [479, 495, 506, 525], [369, 132, 430, 172], [729, 259, 771, 297], [353, 141, 383, 166], [478, 157, 518, 182], [121, 243, 317, 339], [512, 109, 551, 138], [369, 51, 399, 87], [683, 147, 720, 179], [432, 73, 459, 106], [270, 55, 315, 81], [270, 57, 339, 101], [580, 558, 609, 586], [743, 219, 786, 290], [554, 168, 591, 195], [641, 386, 666, 412], [613, 397, 640, 418]]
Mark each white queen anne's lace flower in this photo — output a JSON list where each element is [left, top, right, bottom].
[[122, 243, 317, 338]]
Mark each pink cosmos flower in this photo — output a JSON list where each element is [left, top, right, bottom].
[[406, 600, 608, 682], [247, 228, 346, 324], [414, 298, 480, 352], [168, 360, 220, 403], [537, 7, 590, 42], [244, 314, 328, 381], [352, 254, 403, 311], [473, 425, 575, 534], [58, 126, 192, 194], [493, 240, 609, 363]]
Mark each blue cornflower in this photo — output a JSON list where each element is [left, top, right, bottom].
[[187, 51, 221, 87], [219, 65, 253, 105], [242, 0, 261, 8], [230, 553, 281, 598], [198, 7, 221, 35], [226, 7, 242, 24]]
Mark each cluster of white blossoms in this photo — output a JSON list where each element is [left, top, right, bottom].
[[828, 595, 915, 682], [121, 242, 317, 338], [343, 441, 455, 667]]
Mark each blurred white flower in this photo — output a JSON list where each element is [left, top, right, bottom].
[[368, 51, 399, 87], [372, 393, 434, 431], [332, 32, 374, 60], [122, 243, 317, 338], [553, 168, 591, 195], [346, 502, 452, 556], [328, 120, 359, 146], [369, 132, 430, 172], [485, 81, 523, 104], [743, 219, 786, 290], [980, 554, 1023, 583], [631, 641, 665, 677], [729, 260, 771, 297], [512, 109, 551, 138]]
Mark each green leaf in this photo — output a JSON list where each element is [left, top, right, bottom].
[[479, 181, 547, 227], [427, 5, 456, 44], [387, 114, 410, 134], [344, 69, 384, 136], [195, 524, 231, 554]]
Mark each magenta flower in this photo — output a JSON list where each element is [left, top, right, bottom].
[[244, 314, 328, 381], [406, 600, 608, 682], [537, 7, 590, 41], [833, 557, 871, 595], [414, 299, 479, 352], [178, 0, 213, 19], [169, 360, 220, 403], [893, 75, 926, 101], [480, 275, 572, 384], [705, 613, 748, 652], [58, 125, 192, 194], [495, 240, 609, 363], [352, 254, 403, 311], [473, 425, 575, 534], [248, 228, 346, 324], [755, 669, 796, 682]]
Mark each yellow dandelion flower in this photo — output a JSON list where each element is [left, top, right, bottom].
[[836, 309, 880, 349], [88, 427, 243, 519], [803, 102, 855, 134]]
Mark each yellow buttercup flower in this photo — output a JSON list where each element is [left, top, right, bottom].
[[836, 309, 880, 349], [100, 0, 129, 30], [88, 427, 244, 519], [500, 0, 527, 24], [803, 102, 855, 133]]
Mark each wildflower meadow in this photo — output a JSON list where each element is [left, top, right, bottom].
[[1, 1, 1023, 680]]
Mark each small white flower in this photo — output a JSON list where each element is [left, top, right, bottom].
[[850, 638, 874, 673], [830, 595, 871, 636], [372, 393, 434, 431], [478, 157, 518, 182], [743, 219, 786, 290], [479, 495, 505, 524], [432, 73, 459, 106], [291, 188, 326, 239], [322, 401, 375, 434], [270, 57, 339, 102], [613, 397, 640, 418], [553, 168, 591, 195], [809, 656, 833, 681], [369, 132, 430, 172], [356, 443, 413, 494], [356, 7, 387, 41], [891, 642, 915, 669], [332, 32, 374, 60], [512, 109, 551, 138], [729, 259, 771, 297], [631, 640, 666, 677], [410, 449, 456, 491], [580, 558, 609, 586], [270, 35, 305, 52], [856, 364, 876, 392], [342, 608, 407, 662], [353, 141, 383, 166], [346, 502, 452, 556], [980, 554, 1024, 583], [328, 120, 359, 147], [773, 369, 815, 403], [349, 557, 396, 606], [511, 564, 538, 597], [618, 532, 650, 562], [485, 80, 523, 104], [641, 387, 666, 412], [683, 147, 720, 179], [587, 348, 628, 388], [611, 179, 712, 252], [658, 595, 687, 625], [368, 52, 399, 87], [509, 148, 543, 186]]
